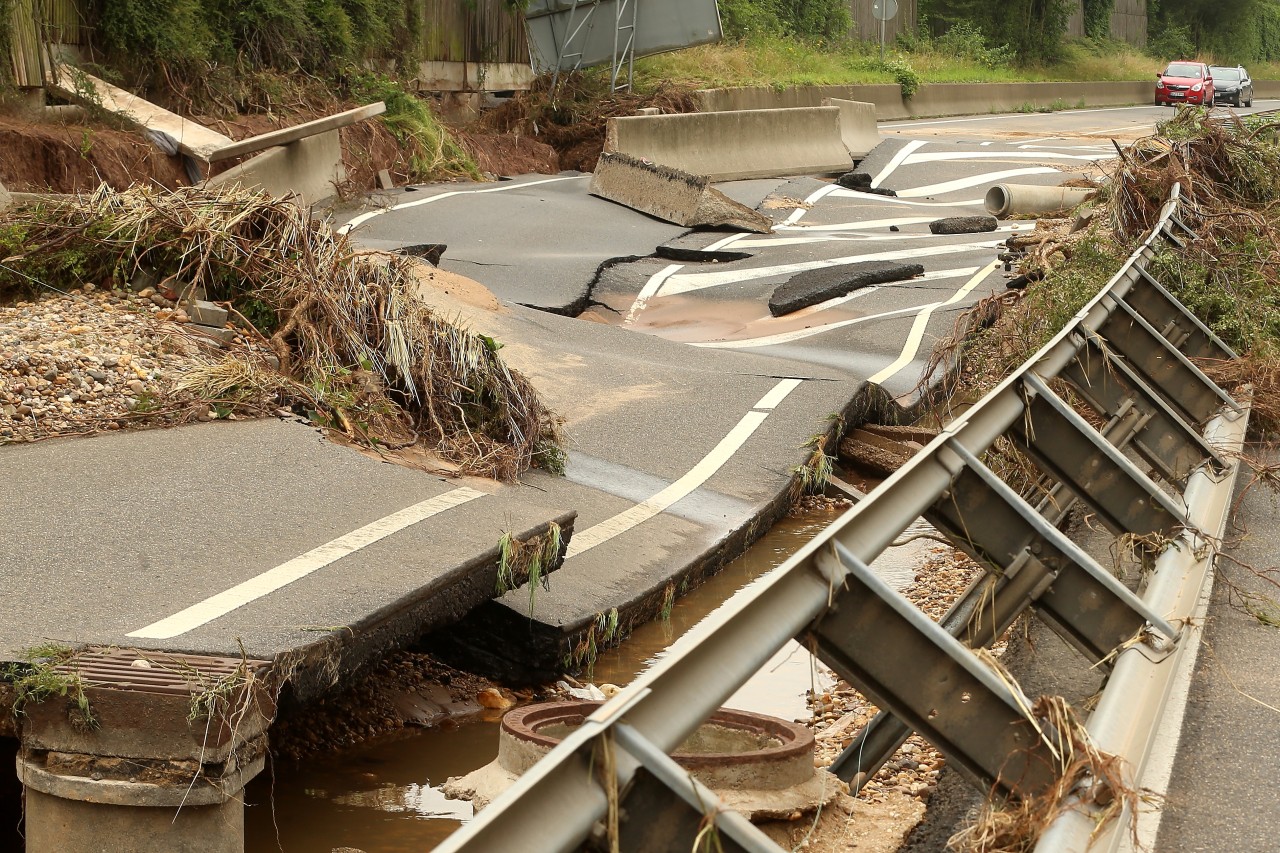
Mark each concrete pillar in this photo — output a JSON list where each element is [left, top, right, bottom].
[[13, 649, 275, 853]]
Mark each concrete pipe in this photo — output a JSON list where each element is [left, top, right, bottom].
[[984, 183, 1098, 218]]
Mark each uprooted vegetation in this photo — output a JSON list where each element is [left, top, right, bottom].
[[479, 72, 700, 172], [935, 108, 1280, 434], [0, 184, 561, 480]]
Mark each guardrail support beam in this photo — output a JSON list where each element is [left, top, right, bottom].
[[808, 545, 1060, 796], [1062, 335, 1226, 483]]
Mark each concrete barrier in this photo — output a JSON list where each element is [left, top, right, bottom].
[[1253, 79, 1280, 99], [904, 80, 1152, 117], [697, 80, 1164, 121], [206, 129, 345, 205], [823, 98, 881, 157], [697, 84, 907, 118], [589, 152, 772, 232], [604, 107, 852, 181]]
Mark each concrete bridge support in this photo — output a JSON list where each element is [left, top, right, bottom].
[[12, 649, 275, 853]]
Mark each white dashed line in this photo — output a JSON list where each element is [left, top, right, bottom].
[[661, 241, 1002, 296], [867, 260, 1001, 383], [564, 379, 803, 558], [871, 140, 927, 188], [897, 167, 1060, 198], [339, 176, 586, 234], [128, 487, 487, 639]]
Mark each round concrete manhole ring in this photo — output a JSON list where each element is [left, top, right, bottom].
[[499, 700, 816, 790]]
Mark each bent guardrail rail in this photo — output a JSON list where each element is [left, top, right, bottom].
[[433, 183, 1249, 852]]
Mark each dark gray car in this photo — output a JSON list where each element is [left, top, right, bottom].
[[1210, 65, 1253, 107]]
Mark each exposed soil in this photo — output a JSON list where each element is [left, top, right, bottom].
[[0, 113, 186, 192], [457, 131, 560, 177], [759, 791, 925, 852], [479, 75, 700, 172], [269, 650, 558, 761]]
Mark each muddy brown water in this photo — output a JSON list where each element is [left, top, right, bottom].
[[244, 510, 934, 852]]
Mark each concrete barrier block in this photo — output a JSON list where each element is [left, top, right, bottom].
[[589, 152, 772, 232], [697, 84, 909, 120], [822, 98, 881, 158], [206, 128, 345, 205], [604, 107, 853, 182]]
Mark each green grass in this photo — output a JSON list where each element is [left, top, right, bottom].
[[635, 35, 1184, 92]]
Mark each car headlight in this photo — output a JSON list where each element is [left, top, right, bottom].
[[1191, 83, 1202, 92]]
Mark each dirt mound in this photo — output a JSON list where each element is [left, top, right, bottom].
[[457, 131, 559, 177], [0, 116, 185, 193], [480, 73, 699, 172]]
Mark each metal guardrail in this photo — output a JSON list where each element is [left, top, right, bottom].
[[433, 183, 1249, 853]]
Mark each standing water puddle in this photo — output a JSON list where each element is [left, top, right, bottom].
[[245, 510, 938, 852]]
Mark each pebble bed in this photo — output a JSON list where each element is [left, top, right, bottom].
[[1, 286, 272, 442], [806, 546, 987, 804]]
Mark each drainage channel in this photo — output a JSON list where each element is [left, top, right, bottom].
[[244, 505, 936, 852]]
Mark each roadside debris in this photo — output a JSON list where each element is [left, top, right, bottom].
[[929, 215, 998, 235], [839, 424, 939, 477], [0, 185, 561, 479], [984, 182, 1098, 218], [589, 152, 773, 233], [836, 170, 898, 196], [770, 261, 924, 316]]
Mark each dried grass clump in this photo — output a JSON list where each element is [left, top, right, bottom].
[[948, 694, 1142, 853], [0, 184, 560, 480]]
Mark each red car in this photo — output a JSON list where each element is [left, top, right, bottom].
[[1155, 61, 1214, 106]]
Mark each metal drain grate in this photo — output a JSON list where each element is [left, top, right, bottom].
[[56, 647, 270, 697]]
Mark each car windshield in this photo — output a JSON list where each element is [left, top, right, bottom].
[[1211, 68, 1241, 81], [1166, 63, 1202, 78]]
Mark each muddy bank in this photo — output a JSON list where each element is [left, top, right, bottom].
[[0, 114, 186, 193], [271, 649, 545, 761]]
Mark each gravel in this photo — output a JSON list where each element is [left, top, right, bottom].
[[0, 287, 275, 443]]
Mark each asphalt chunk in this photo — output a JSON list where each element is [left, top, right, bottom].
[[769, 261, 924, 316], [929, 215, 998, 235]]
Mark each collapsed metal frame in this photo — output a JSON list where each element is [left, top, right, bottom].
[[547, 0, 638, 92], [434, 184, 1249, 852]]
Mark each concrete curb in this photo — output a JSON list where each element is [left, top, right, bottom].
[[604, 107, 853, 181]]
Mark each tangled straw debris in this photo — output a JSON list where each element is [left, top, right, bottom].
[[0, 184, 561, 480]]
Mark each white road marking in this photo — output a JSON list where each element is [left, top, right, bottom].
[[127, 487, 487, 639], [691, 266, 991, 350], [826, 190, 985, 207], [1083, 123, 1152, 136], [777, 215, 938, 232], [867, 260, 1001, 383], [898, 167, 1060, 198], [730, 224, 1031, 249], [761, 266, 979, 320], [783, 183, 842, 224], [565, 379, 803, 558], [1016, 143, 1112, 152], [661, 241, 1001, 296], [694, 303, 935, 350], [904, 150, 1112, 164], [623, 263, 683, 326], [871, 140, 927, 188], [339, 175, 585, 233]]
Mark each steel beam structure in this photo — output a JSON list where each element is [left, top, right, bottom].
[[433, 186, 1248, 853]]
